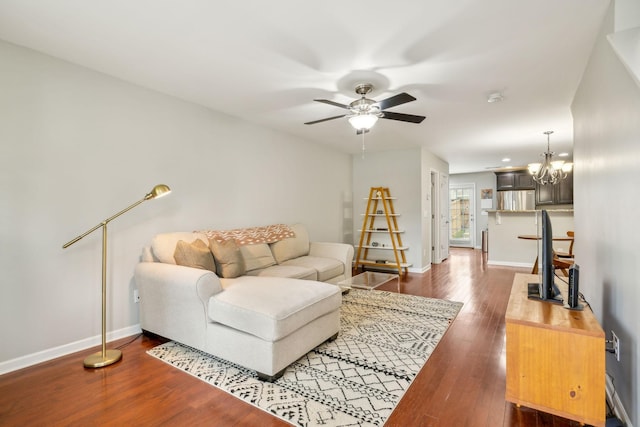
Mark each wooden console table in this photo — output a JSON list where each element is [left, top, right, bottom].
[[505, 273, 605, 426]]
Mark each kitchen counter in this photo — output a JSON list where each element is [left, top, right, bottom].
[[486, 210, 574, 269], [487, 209, 574, 213]]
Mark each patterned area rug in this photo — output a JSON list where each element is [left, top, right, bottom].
[[147, 290, 463, 426]]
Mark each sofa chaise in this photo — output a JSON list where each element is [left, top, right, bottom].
[[134, 223, 354, 380]]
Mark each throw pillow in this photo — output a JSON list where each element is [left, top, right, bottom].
[[173, 239, 216, 273], [239, 243, 277, 272], [209, 238, 246, 278], [270, 223, 309, 263], [151, 232, 209, 264]]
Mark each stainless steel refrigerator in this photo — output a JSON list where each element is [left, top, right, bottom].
[[497, 190, 535, 210]]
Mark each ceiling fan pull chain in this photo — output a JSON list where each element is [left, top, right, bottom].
[[361, 131, 366, 159]]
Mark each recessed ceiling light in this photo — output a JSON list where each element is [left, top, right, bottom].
[[502, 157, 511, 162], [559, 152, 569, 157]]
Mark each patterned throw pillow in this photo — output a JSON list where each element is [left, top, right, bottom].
[[173, 239, 216, 273], [209, 238, 246, 278]]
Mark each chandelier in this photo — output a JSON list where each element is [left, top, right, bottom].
[[527, 131, 573, 185]]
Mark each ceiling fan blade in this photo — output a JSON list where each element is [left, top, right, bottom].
[[304, 114, 346, 125], [380, 111, 426, 124], [314, 99, 350, 109], [376, 92, 416, 110]]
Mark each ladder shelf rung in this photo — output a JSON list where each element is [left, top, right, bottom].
[[361, 245, 409, 250], [358, 260, 412, 268]]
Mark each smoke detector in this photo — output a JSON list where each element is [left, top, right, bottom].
[[487, 92, 504, 103]]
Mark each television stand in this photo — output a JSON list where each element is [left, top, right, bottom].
[[506, 273, 605, 426]]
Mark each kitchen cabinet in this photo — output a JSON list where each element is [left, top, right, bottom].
[[496, 171, 535, 191], [536, 171, 573, 205]]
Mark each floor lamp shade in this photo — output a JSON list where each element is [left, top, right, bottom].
[[63, 184, 171, 368]]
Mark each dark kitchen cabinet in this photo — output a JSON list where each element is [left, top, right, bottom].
[[535, 171, 573, 205], [536, 183, 554, 205], [497, 173, 515, 190], [515, 173, 535, 190], [496, 171, 536, 191]]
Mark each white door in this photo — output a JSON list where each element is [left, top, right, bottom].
[[439, 173, 450, 261], [449, 183, 476, 248], [430, 172, 438, 264]]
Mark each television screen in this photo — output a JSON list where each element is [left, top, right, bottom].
[[528, 210, 563, 304]]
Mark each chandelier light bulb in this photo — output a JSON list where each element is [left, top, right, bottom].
[[528, 163, 542, 174]]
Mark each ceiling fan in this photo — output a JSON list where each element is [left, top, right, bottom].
[[304, 83, 426, 133]]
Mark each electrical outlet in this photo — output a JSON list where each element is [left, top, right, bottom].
[[133, 289, 140, 304], [612, 330, 620, 362]]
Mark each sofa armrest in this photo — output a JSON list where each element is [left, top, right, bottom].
[[134, 262, 223, 349], [309, 242, 354, 280]]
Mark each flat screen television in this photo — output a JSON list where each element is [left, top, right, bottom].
[[528, 209, 563, 304]]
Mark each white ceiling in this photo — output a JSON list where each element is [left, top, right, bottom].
[[0, 0, 610, 173]]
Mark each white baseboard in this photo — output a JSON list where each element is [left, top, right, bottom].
[[409, 265, 431, 274], [606, 373, 633, 427], [0, 324, 141, 375], [486, 260, 532, 269]]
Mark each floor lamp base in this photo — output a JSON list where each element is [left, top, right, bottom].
[[83, 349, 122, 368]]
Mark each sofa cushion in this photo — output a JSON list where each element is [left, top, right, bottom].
[[209, 239, 246, 278], [151, 232, 209, 264], [244, 264, 317, 281], [173, 239, 216, 273], [240, 243, 277, 272], [209, 276, 341, 341], [281, 256, 344, 282], [269, 223, 310, 264]]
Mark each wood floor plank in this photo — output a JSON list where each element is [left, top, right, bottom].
[[0, 248, 595, 426]]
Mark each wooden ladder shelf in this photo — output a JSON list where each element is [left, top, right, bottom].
[[355, 187, 410, 276]]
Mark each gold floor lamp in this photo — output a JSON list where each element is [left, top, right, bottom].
[[63, 184, 171, 368]]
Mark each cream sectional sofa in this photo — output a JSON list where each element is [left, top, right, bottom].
[[134, 223, 354, 380]]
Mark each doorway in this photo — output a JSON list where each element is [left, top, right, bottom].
[[431, 171, 450, 264], [449, 183, 475, 248]]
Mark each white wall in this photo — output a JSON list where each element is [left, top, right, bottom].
[[572, 2, 640, 422], [0, 40, 352, 366]]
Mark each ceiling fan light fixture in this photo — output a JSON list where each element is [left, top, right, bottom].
[[348, 113, 379, 131], [305, 83, 425, 130]]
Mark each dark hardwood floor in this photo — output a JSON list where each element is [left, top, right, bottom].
[[0, 248, 591, 426]]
